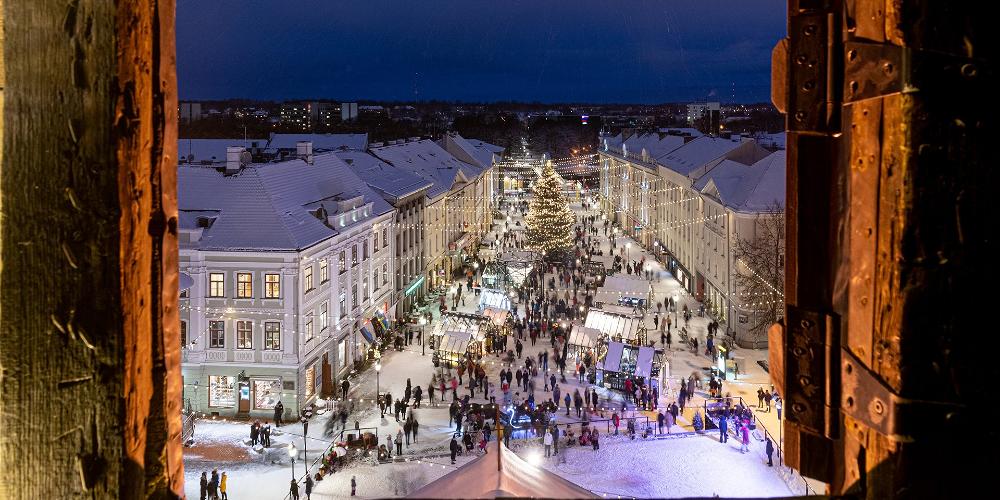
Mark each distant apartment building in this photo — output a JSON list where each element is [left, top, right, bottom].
[[279, 101, 344, 131], [180, 101, 203, 123]]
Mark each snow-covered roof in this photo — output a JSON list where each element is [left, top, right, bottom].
[[479, 288, 511, 311], [333, 149, 432, 201], [694, 150, 786, 212], [466, 138, 505, 154], [658, 136, 747, 176], [439, 133, 498, 170], [266, 133, 369, 152], [178, 152, 392, 252], [178, 138, 267, 164], [599, 275, 652, 299], [407, 443, 597, 499], [585, 308, 642, 341], [370, 139, 482, 198], [658, 127, 703, 137]]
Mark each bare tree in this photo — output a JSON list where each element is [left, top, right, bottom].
[[733, 201, 785, 345]]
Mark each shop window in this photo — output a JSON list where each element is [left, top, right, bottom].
[[264, 322, 281, 350], [304, 365, 316, 397], [253, 379, 282, 410], [180, 320, 187, 349], [209, 375, 235, 408]]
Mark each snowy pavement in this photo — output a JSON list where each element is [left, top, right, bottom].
[[182, 192, 811, 498]]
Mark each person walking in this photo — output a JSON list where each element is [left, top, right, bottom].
[[564, 393, 572, 416], [757, 388, 765, 408], [386, 433, 393, 459], [395, 429, 403, 455], [341, 378, 351, 399], [289, 479, 300, 500], [351, 475, 357, 497], [719, 414, 729, 443], [403, 419, 412, 446], [612, 412, 620, 435], [657, 411, 665, 434], [219, 472, 228, 500], [543, 428, 554, 457], [304, 475, 313, 500], [764, 390, 773, 412], [412, 415, 420, 443], [766, 437, 775, 466], [450, 435, 461, 464], [199, 472, 208, 500]]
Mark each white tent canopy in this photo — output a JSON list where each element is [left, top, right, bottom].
[[479, 288, 512, 312], [585, 307, 642, 341], [437, 331, 473, 354], [481, 307, 510, 327], [568, 324, 602, 349], [408, 442, 597, 499]]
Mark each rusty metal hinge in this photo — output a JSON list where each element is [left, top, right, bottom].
[[786, 10, 841, 133], [840, 348, 962, 441], [844, 41, 909, 102], [784, 306, 840, 439]]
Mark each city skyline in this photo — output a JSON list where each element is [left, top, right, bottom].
[[177, 0, 786, 104]]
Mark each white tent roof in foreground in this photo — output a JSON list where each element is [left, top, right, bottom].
[[408, 443, 597, 499]]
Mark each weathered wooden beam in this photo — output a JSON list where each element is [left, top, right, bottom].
[[0, 1, 182, 497]]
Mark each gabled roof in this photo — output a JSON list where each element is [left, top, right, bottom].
[[602, 132, 685, 161], [439, 133, 497, 170], [466, 138, 505, 154], [333, 150, 433, 202], [694, 151, 786, 212], [178, 152, 391, 252], [266, 133, 369, 152], [658, 136, 747, 176], [369, 139, 481, 198], [178, 138, 267, 164]]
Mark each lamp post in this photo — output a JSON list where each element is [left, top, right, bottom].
[[673, 293, 679, 324], [419, 316, 427, 356], [375, 360, 382, 412], [626, 242, 631, 261], [288, 444, 298, 481], [300, 415, 309, 470]]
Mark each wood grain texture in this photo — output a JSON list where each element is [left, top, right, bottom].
[[1, 0, 182, 497]]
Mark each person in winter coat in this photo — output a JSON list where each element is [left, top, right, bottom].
[[341, 378, 351, 399], [289, 479, 300, 500], [612, 412, 621, 435], [395, 429, 403, 455], [386, 434, 393, 458], [274, 401, 284, 427], [573, 389, 583, 417], [450, 436, 461, 464], [199, 472, 208, 500], [553, 384, 561, 407], [543, 428, 554, 456], [718, 414, 729, 443], [564, 393, 572, 416], [414, 386, 423, 408], [219, 472, 228, 500], [766, 437, 775, 466], [351, 476, 357, 497], [664, 409, 675, 433], [412, 416, 420, 443], [403, 419, 412, 446], [209, 469, 219, 500], [304, 474, 313, 500], [250, 422, 260, 446], [383, 392, 392, 418], [740, 423, 751, 453], [591, 428, 600, 451], [657, 411, 665, 434]]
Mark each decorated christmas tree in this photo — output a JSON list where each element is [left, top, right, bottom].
[[525, 161, 575, 254]]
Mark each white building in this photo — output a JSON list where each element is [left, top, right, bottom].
[[597, 132, 782, 347], [178, 143, 395, 418]]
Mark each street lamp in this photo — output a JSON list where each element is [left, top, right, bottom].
[[375, 360, 382, 414], [419, 316, 427, 356], [300, 415, 309, 470], [626, 242, 631, 261], [288, 444, 299, 480], [673, 293, 679, 324]]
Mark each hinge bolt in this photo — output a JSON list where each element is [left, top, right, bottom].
[[873, 399, 884, 415]]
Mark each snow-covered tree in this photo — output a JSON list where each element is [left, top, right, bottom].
[[733, 201, 785, 345], [525, 162, 575, 254]]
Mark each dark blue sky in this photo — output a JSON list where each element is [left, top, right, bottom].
[[177, 0, 785, 104]]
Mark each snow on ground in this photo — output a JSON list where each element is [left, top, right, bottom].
[[538, 434, 792, 499]]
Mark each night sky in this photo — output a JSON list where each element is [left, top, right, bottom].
[[177, 0, 786, 104]]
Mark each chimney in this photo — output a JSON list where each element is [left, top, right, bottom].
[[225, 146, 244, 174], [297, 141, 314, 164]]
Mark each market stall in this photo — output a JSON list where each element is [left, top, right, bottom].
[[584, 305, 646, 344], [433, 331, 474, 368], [480, 261, 512, 290], [567, 324, 601, 360], [431, 311, 488, 366], [596, 340, 658, 391], [496, 249, 541, 288], [598, 275, 652, 308], [478, 288, 512, 312]]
